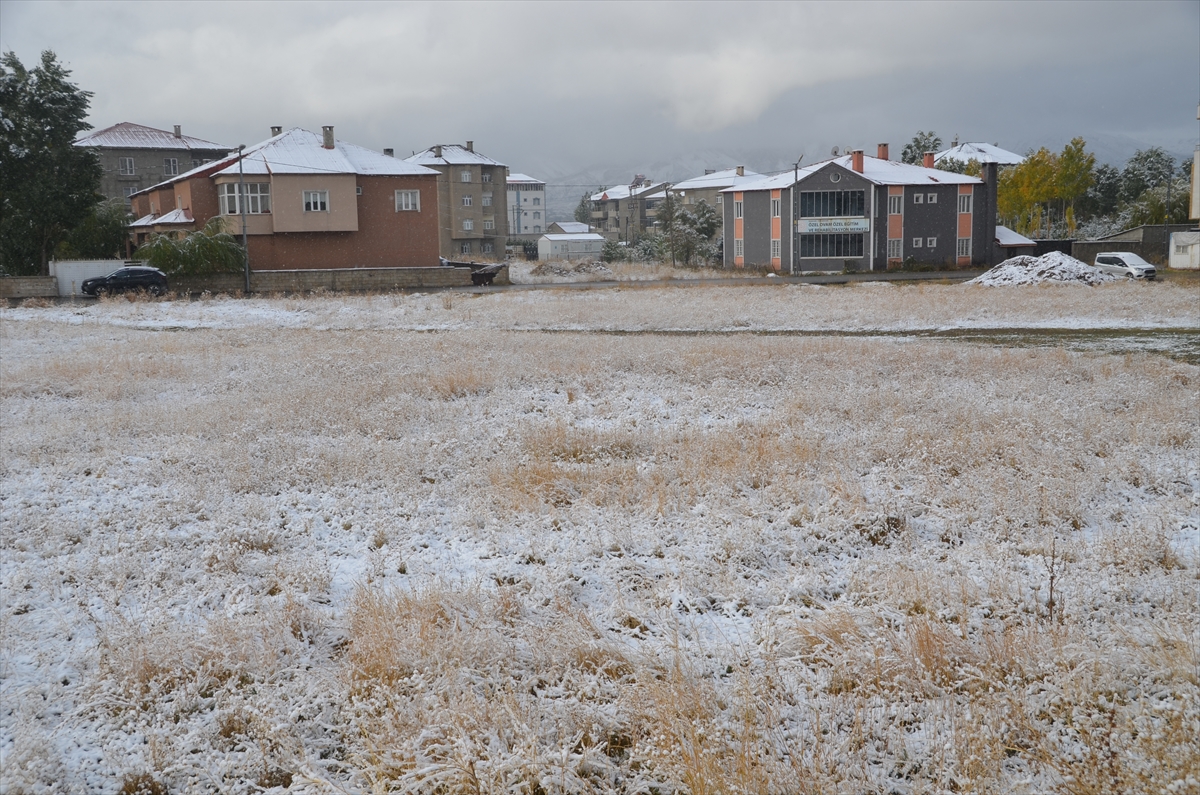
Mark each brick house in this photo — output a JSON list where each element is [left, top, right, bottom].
[[721, 146, 998, 272], [404, 143, 509, 259], [129, 127, 441, 270], [74, 122, 230, 206]]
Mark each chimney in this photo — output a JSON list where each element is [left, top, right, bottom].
[[736, 166, 744, 176], [383, 148, 394, 157], [877, 143, 889, 161], [851, 149, 864, 173], [923, 152, 935, 169], [322, 126, 335, 149], [271, 126, 282, 136], [173, 125, 181, 138], [465, 140, 474, 152], [433, 144, 442, 158]]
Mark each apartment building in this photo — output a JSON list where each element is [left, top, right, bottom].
[[74, 122, 229, 205], [129, 126, 440, 270], [722, 146, 997, 272], [590, 176, 669, 241], [405, 143, 508, 258], [506, 173, 547, 236], [668, 166, 762, 236]]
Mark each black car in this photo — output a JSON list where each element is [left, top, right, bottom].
[[81, 266, 169, 296]]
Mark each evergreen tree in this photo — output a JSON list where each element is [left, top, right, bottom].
[[901, 131, 942, 165], [1119, 147, 1174, 203], [574, 191, 595, 225], [1081, 163, 1122, 217], [55, 198, 130, 260], [0, 50, 102, 275]]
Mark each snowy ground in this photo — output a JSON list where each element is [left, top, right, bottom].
[[2, 284, 1198, 794]]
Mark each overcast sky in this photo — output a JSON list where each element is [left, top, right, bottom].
[[4, 0, 1198, 186]]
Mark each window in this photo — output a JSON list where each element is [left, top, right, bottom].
[[912, 237, 923, 248], [887, 238, 902, 258], [533, 211, 540, 219], [888, 195, 902, 215], [734, 201, 743, 219], [461, 171, 472, 183], [716, 194, 723, 205], [163, 158, 179, 176], [957, 238, 972, 257], [771, 239, 781, 259], [218, 183, 271, 214], [463, 219, 474, 231], [913, 193, 924, 204], [483, 219, 494, 230], [734, 239, 744, 257], [303, 190, 328, 212], [771, 198, 781, 217], [798, 190, 866, 217], [532, 197, 540, 205], [119, 157, 135, 175], [927, 237, 937, 248], [395, 190, 420, 211], [800, 233, 864, 258], [191, 159, 201, 169], [482, 242, 493, 254], [122, 186, 136, 204], [356, 186, 363, 195], [533, 225, 541, 233], [482, 173, 492, 183], [958, 194, 973, 213], [482, 194, 492, 206], [927, 193, 937, 204], [462, 195, 473, 206], [460, 242, 472, 254]]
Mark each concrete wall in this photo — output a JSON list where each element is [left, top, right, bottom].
[[50, 260, 128, 295], [171, 265, 509, 295], [0, 277, 58, 298]]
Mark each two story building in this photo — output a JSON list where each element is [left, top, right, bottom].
[[129, 126, 441, 270], [405, 143, 508, 259], [721, 146, 998, 272], [74, 122, 230, 206], [506, 173, 547, 236], [668, 166, 762, 237]]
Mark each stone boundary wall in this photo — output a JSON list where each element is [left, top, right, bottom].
[[1071, 241, 1158, 267], [0, 277, 58, 298], [171, 265, 510, 295]]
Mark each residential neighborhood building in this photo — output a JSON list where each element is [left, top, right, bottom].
[[590, 176, 669, 241], [74, 122, 230, 205], [506, 173, 547, 236], [995, 225, 1037, 261], [667, 166, 762, 235], [538, 233, 605, 261], [934, 141, 1025, 166], [547, 221, 591, 234], [721, 146, 998, 272], [129, 126, 441, 270], [405, 143, 508, 258]]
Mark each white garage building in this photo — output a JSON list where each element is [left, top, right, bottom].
[[538, 233, 605, 261]]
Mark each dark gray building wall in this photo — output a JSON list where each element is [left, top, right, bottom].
[[94, 146, 228, 205], [743, 192, 772, 267], [901, 184, 959, 267], [793, 165, 875, 272]]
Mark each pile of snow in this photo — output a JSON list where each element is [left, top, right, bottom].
[[967, 251, 1117, 286], [529, 259, 613, 278]]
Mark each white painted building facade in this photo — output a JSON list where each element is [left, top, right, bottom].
[[538, 233, 605, 261], [507, 173, 547, 237]]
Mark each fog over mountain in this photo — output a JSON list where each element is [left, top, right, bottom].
[[4, 0, 1196, 221]]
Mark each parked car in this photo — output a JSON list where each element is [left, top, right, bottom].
[[1094, 252, 1156, 280], [81, 266, 169, 296]]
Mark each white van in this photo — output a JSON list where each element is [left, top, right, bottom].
[[1093, 252, 1156, 280]]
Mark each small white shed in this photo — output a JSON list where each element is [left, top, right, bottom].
[[1169, 231, 1200, 270], [538, 233, 605, 262]]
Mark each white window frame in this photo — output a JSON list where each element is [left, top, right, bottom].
[[770, 198, 781, 217], [958, 194, 973, 214], [716, 194, 723, 205], [119, 157, 135, 175], [482, 242, 493, 253], [927, 237, 937, 248], [462, 195, 472, 206], [887, 238, 902, 258], [163, 158, 179, 176], [395, 190, 420, 211], [734, 201, 743, 219], [927, 193, 937, 204], [482, 194, 492, 207], [770, 239, 781, 259], [460, 170, 472, 183], [219, 182, 271, 215], [462, 219, 474, 231], [912, 237, 923, 248], [460, 242, 472, 254], [913, 193, 924, 204], [957, 237, 972, 257], [481, 173, 492, 183], [888, 195, 902, 215], [303, 190, 329, 212], [734, 239, 744, 257], [483, 219, 494, 230]]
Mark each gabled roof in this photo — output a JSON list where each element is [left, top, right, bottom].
[[130, 209, 194, 227], [542, 233, 605, 241], [549, 222, 590, 233], [405, 144, 506, 167], [671, 166, 764, 191], [724, 155, 982, 192], [590, 181, 668, 202], [935, 142, 1024, 165], [507, 173, 544, 184], [995, 225, 1035, 247], [74, 122, 228, 151]]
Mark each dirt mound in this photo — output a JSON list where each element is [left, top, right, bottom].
[[529, 259, 613, 278], [967, 251, 1116, 286]]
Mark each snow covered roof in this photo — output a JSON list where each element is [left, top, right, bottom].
[[590, 182, 667, 202], [995, 225, 1036, 247], [210, 129, 439, 178], [671, 167, 764, 191], [129, 213, 158, 228], [541, 233, 605, 241], [74, 122, 228, 151], [550, 222, 590, 233], [723, 155, 983, 192], [150, 209, 194, 225], [507, 173, 544, 185], [405, 144, 506, 167], [935, 142, 1025, 166]]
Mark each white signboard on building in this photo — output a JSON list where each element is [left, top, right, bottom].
[[798, 217, 870, 233]]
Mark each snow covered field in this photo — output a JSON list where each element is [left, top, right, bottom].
[[2, 283, 1198, 794]]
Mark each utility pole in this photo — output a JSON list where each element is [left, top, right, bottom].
[[1164, 162, 1173, 263], [238, 145, 250, 294]]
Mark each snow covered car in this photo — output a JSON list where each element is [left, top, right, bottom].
[[1093, 252, 1156, 280], [81, 266, 169, 296]]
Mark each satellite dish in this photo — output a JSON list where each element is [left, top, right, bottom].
[[830, 146, 839, 156]]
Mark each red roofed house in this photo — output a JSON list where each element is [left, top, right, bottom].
[[129, 127, 441, 270]]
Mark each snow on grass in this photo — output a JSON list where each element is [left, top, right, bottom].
[[2, 285, 1198, 793], [967, 251, 1116, 286]]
